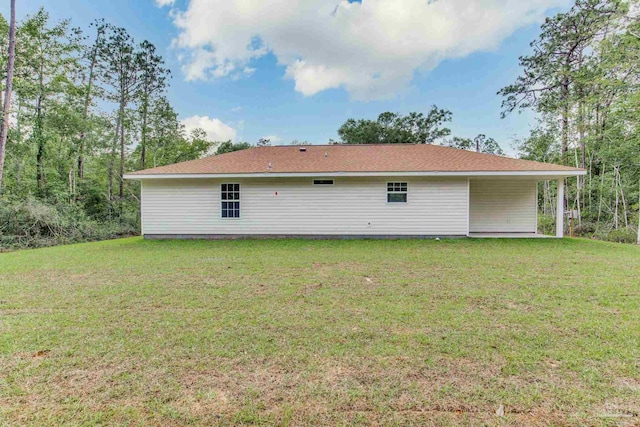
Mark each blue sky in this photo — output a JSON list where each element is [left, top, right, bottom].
[[0, 0, 570, 155]]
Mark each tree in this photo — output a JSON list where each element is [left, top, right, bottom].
[[173, 128, 214, 163], [504, 0, 639, 238], [0, 0, 16, 189], [136, 40, 168, 169], [132, 99, 213, 167], [77, 18, 107, 179], [140, 96, 181, 168], [499, 0, 623, 162], [0, 6, 216, 248], [100, 25, 139, 201], [14, 9, 82, 194], [337, 107, 452, 144], [257, 137, 270, 147], [446, 134, 505, 155], [215, 141, 252, 155]]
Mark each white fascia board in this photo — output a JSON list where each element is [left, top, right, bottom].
[[124, 170, 586, 180]]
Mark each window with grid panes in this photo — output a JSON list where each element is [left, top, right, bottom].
[[387, 182, 407, 203], [221, 183, 240, 218]]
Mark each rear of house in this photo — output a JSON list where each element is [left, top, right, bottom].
[[125, 144, 584, 238]]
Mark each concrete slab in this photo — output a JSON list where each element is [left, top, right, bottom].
[[468, 233, 554, 239]]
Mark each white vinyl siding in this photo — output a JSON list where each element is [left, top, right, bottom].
[[469, 179, 537, 233], [141, 177, 468, 236]]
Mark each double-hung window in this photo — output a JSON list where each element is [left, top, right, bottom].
[[221, 183, 240, 218], [387, 182, 408, 203]]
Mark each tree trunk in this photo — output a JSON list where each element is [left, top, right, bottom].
[[637, 180, 640, 245], [578, 94, 585, 226], [108, 116, 121, 212], [35, 43, 47, 193], [140, 98, 148, 169], [36, 133, 44, 191], [0, 0, 16, 189], [78, 26, 103, 179], [561, 81, 570, 162], [77, 148, 84, 179], [617, 168, 628, 227], [597, 164, 605, 227], [13, 98, 21, 188], [560, 78, 570, 213], [35, 94, 45, 192], [119, 96, 125, 200], [577, 53, 586, 170], [613, 169, 619, 230]]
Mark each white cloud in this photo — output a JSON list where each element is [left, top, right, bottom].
[[181, 115, 237, 142], [242, 67, 256, 77], [154, 0, 174, 7], [168, 0, 570, 100], [231, 106, 242, 112]]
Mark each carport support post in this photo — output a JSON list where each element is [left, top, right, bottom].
[[556, 179, 564, 238]]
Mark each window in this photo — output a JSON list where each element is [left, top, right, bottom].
[[313, 179, 334, 185], [387, 182, 407, 203], [221, 183, 240, 218]]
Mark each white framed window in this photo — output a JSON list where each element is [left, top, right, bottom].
[[221, 183, 240, 218], [313, 179, 334, 185], [387, 182, 408, 203]]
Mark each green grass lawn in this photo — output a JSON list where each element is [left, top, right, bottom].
[[0, 237, 639, 426]]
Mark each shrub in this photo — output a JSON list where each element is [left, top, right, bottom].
[[537, 214, 555, 236], [574, 221, 597, 235], [601, 228, 638, 244], [536, 214, 638, 244], [0, 196, 138, 250]]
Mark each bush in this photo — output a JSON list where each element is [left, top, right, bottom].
[[574, 221, 597, 235], [537, 214, 556, 236], [0, 196, 138, 250], [600, 228, 638, 244], [536, 214, 638, 244]]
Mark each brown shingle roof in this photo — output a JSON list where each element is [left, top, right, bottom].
[[126, 144, 583, 176]]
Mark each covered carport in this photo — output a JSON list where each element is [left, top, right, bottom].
[[468, 176, 575, 238]]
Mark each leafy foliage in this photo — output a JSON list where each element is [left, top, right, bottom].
[[0, 196, 135, 249], [502, 0, 639, 242], [445, 134, 505, 155], [335, 109, 507, 157], [337, 108, 452, 144], [215, 141, 252, 155], [0, 8, 232, 249]]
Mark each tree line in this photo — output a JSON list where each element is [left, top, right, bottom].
[[0, 9, 218, 248], [0, 9, 219, 209], [334, 108, 505, 155], [501, 0, 639, 242], [0, 1, 638, 248]]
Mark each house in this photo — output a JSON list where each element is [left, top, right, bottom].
[[124, 144, 585, 239]]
